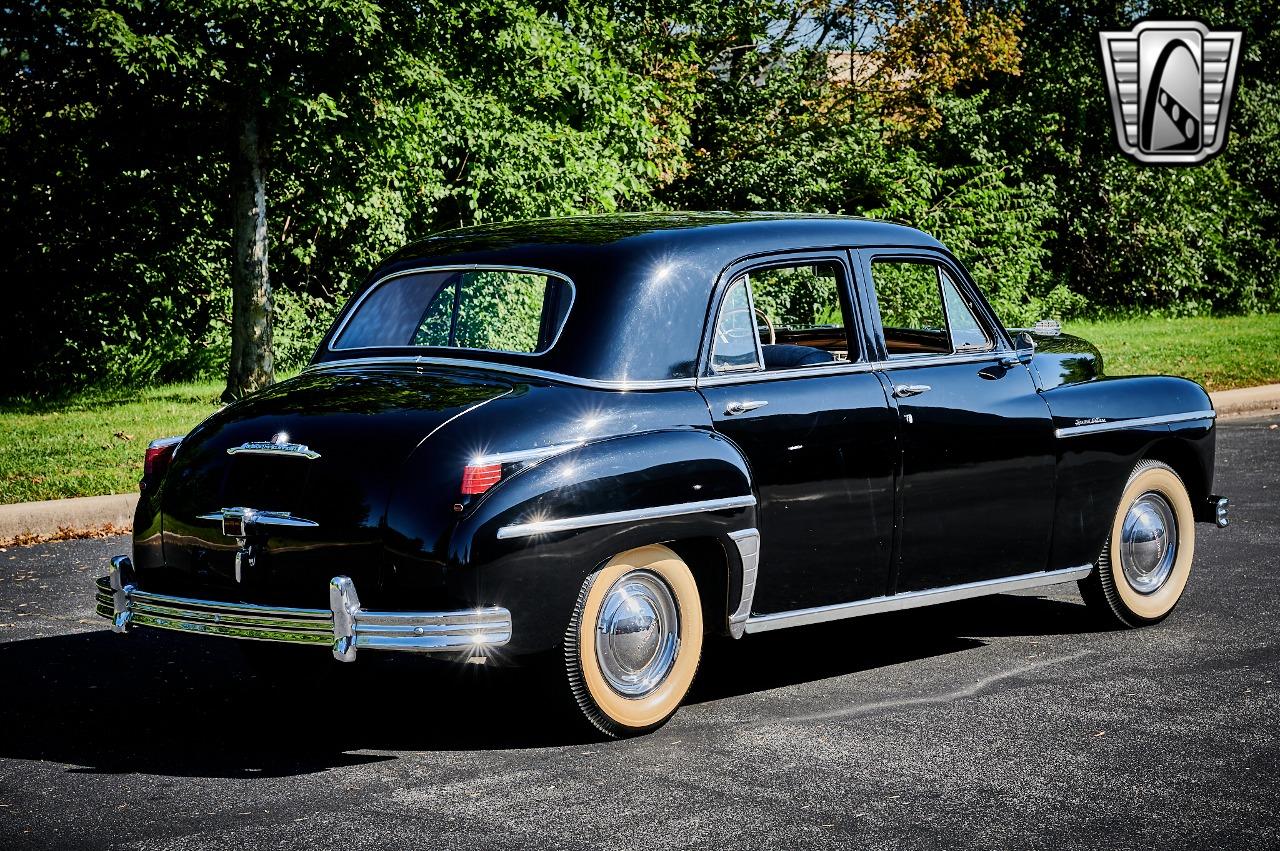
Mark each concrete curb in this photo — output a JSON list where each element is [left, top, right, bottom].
[[1, 384, 1277, 544], [0, 493, 138, 544], [1209, 383, 1280, 417]]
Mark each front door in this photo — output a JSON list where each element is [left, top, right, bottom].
[[699, 254, 897, 613], [860, 249, 1057, 592]]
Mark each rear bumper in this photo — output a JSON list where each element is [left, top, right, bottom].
[[96, 556, 511, 662]]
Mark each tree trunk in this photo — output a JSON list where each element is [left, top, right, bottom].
[[223, 110, 273, 402]]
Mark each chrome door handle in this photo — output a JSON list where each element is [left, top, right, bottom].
[[725, 400, 769, 415], [892, 384, 931, 398]]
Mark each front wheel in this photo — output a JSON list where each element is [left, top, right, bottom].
[[1079, 459, 1196, 628], [564, 545, 703, 737]]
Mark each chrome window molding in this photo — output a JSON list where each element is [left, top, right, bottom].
[[727, 528, 761, 639], [305, 350, 1015, 391], [304, 355, 699, 391], [697, 360, 877, 387], [1054, 410, 1216, 439], [328, 264, 577, 357], [495, 495, 757, 540], [743, 564, 1093, 633], [877, 350, 1011, 370]]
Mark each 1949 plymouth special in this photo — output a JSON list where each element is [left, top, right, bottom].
[[98, 213, 1227, 736]]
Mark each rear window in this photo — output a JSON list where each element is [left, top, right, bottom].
[[332, 268, 574, 354]]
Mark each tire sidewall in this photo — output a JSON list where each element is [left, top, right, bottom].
[[574, 545, 703, 732], [1108, 463, 1195, 621]]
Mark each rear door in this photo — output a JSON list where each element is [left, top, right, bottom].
[[698, 252, 897, 613], [858, 248, 1057, 592]]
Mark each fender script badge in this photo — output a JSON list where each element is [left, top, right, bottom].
[[1075, 417, 1108, 426]]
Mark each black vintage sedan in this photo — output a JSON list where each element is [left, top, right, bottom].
[[99, 213, 1227, 736]]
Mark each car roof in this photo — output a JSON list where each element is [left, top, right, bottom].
[[387, 212, 944, 260], [314, 213, 949, 386]]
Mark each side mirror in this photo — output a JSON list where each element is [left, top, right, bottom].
[[1001, 331, 1036, 367], [1016, 330, 1036, 361]]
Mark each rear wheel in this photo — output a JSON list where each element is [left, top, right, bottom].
[[564, 545, 703, 737], [1079, 459, 1195, 628]]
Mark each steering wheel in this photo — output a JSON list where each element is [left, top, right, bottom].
[[755, 307, 776, 345]]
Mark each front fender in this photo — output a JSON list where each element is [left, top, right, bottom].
[[452, 428, 755, 653], [1041, 375, 1216, 569]]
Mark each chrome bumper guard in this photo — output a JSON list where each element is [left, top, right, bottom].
[[95, 556, 511, 662]]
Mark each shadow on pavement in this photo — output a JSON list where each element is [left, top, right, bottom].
[[0, 590, 1097, 777]]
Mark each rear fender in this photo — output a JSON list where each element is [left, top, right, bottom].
[[450, 428, 755, 653]]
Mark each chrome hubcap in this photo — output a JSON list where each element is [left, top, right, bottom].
[[1119, 492, 1178, 594], [595, 570, 680, 698]]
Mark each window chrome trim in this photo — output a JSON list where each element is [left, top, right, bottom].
[[328, 264, 577, 357], [495, 495, 757, 540], [1053, 410, 1216, 438], [697, 359, 878, 387], [877, 350, 1010, 369], [743, 565, 1094, 633], [304, 355, 698, 391]]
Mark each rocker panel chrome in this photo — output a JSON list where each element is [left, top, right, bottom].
[[743, 565, 1093, 633], [495, 495, 757, 540]]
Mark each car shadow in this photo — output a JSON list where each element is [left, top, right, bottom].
[[0, 591, 1098, 777]]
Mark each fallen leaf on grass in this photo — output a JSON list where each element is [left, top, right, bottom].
[[113, 431, 135, 441]]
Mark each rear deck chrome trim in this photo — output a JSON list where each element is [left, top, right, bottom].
[[742, 564, 1093, 634], [495, 495, 757, 540], [1054, 410, 1216, 438]]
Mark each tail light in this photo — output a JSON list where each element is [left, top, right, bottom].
[[141, 436, 184, 490], [461, 462, 503, 496]]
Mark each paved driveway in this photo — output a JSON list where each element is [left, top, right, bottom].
[[1, 415, 1277, 850]]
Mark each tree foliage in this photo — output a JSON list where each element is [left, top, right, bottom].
[[1, 0, 1276, 396]]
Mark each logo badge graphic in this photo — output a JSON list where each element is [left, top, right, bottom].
[[1099, 20, 1243, 164]]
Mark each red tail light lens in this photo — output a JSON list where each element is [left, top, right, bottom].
[[461, 462, 503, 495], [142, 436, 184, 486]]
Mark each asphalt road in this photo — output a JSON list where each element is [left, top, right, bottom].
[[1, 415, 1277, 850]]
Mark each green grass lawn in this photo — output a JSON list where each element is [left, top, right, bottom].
[[1066, 314, 1280, 393], [1, 314, 1277, 505], [0, 383, 225, 505]]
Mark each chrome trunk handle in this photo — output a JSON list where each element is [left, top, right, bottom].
[[892, 384, 932, 398]]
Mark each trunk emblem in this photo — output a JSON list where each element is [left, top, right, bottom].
[[227, 434, 321, 460]]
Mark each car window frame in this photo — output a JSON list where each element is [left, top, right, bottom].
[[699, 250, 866, 380], [856, 248, 1011, 363], [327, 264, 577, 357]]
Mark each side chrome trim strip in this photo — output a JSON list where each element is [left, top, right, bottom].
[[727, 528, 761, 639], [304, 355, 698, 391], [496, 495, 757, 540], [742, 565, 1093, 634], [1054, 409, 1216, 439], [469, 441, 584, 466]]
